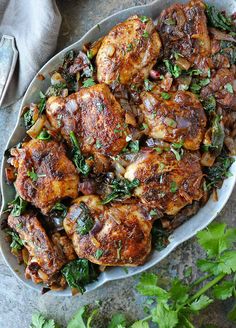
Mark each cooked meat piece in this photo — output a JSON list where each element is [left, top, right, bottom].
[[201, 68, 235, 109], [8, 212, 67, 285], [124, 149, 203, 215], [64, 195, 152, 266], [158, 0, 210, 68], [96, 16, 161, 85], [12, 139, 79, 214], [46, 84, 128, 157], [140, 88, 207, 150], [51, 232, 77, 261]]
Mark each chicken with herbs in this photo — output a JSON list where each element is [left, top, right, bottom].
[[46, 84, 129, 157], [140, 88, 207, 150], [11, 139, 79, 214], [96, 15, 161, 86], [4, 1, 236, 294], [8, 211, 69, 287], [124, 149, 203, 215], [64, 195, 152, 266]]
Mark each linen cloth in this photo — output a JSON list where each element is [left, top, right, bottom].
[[0, 0, 61, 107]]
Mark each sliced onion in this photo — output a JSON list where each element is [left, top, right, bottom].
[[209, 27, 236, 42], [27, 115, 47, 139], [201, 152, 216, 167]]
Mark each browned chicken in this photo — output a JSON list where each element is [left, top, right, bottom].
[[140, 88, 207, 150], [8, 212, 68, 286], [158, 0, 211, 71], [64, 195, 152, 266], [96, 16, 161, 86], [46, 84, 129, 157], [12, 139, 79, 214], [124, 149, 203, 215]]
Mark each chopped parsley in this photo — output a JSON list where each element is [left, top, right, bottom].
[[163, 60, 182, 78], [82, 78, 96, 88], [144, 79, 153, 91], [170, 181, 178, 193], [161, 92, 171, 100], [140, 16, 149, 23], [224, 83, 234, 94], [27, 167, 46, 182], [94, 249, 103, 260], [126, 43, 133, 52], [128, 140, 140, 153], [95, 140, 103, 149], [9, 195, 27, 217], [142, 31, 149, 38]]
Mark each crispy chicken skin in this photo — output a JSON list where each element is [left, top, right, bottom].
[[124, 150, 203, 215], [64, 195, 152, 266], [12, 139, 79, 214], [96, 16, 162, 85], [140, 89, 207, 150], [158, 0, 210, 64], [8, 212, 67, 285], [46, 84, 128, 156]]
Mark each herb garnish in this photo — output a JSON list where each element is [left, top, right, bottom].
[[140, 16, 149, 23], [161, 92, 171, 100], [202, 95, 216, 113], [9, 195, 27, 217], [144, 79, 153, 91], [170, 181, 178, 193], [101, 178, 140, 204], [170, 141, 184, 161], [126, 43, 133, 52], [38, 91, 46, 114], [128, 140, 140, 153], [163, 60, 182, 78], [7, 230, 23, 251], [51, 202, 67, 218], [94, 249, 103, 260], [70, 131, 90, 176], [142, 31, 149, 38], [206, 4, 235, 32], [23, 109, 34, 130], [27, 167, 46, 182], [37, 130, 51, 140], [82, 78, 96, 88], [77, 202, 94, 235], [61, 259, 98, 294], [224, 83, 234, 94]]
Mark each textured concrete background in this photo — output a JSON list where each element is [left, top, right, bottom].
[[0, 0, 235, 327]]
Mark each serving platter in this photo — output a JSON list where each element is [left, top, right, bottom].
[[1, 0, 236, 296]]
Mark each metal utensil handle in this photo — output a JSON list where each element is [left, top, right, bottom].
[[0, 35, 18, 107]]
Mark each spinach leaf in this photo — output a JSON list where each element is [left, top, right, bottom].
[[70, 131, 90, 176], [220, 41, 236, 65], [77, 202, 94, 235], [211, 115, 225, 155], [7, 230, 23, 251], [205, 151, 235, 190], [206, 5, 235, 32], [61, 259, 98, 294], [101, 178, 140, 204], [9, 195, 27, 217]]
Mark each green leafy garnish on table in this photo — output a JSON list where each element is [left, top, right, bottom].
[[101, 178, 140, 204], [70, 131, 90, 176]]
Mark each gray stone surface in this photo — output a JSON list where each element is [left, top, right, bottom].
[[0, 0, 235, 327]]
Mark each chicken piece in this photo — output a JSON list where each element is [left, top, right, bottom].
[[124, 149, 203, 215], [201, 68, 235, 109], [158, 0, 210, 68], [46, 84, 128, 157], [64, 195, 152, 266], [8, 212, 67, 285], [140, 89, 207, 150], [96, 16, 161, 86], [12, 139, 79, 214], [51, 232, 77, 261]]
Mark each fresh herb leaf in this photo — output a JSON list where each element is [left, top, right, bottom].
[[213, 280, 235, 300], [27, 167, 46, 182], [129, 140, 140, 153], [137, 273, 169, 300], [67, 305, 87, 328], [9, 195, 27, 217], [206, 5, 235, 32], [30, 313, 58, 328], [161, 92, 171, 100], [7, 230, 23, 251], [189, 295, 213, 312], [77, 202, 94, 235], [151, 303, 178, 328], [170, 181, 178, 193], [224, 83, 234, 94], [140, 16, 149, 23], [94, 249, 103, 260], [108, 313, 127, 328], [39, 92, 46, 114], [61, 259, 98, 294], [70, 131, 90, 176], [95, 140, 103, 149], [45, 83, 67, 97], [126, 43, 133, 52], [202, 95, 216, 113], [142, 31, 149, 38], [163, 60, 182, 78], [24, 109, 34, 129], [82, 78, 96, 88], [37, 130, 51, 140], [101, 178, 140, 204], [144, 79, 153, 91]]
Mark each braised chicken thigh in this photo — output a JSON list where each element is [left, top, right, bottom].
[[96, 16, 161, 86], [46, 84, 128, 156], [124, 150, 203, 215], [12, 139, 79, 214], [8, 212, 68, 286], [64, 195, 152, 266], [140, 88, 207, 150], [158, 0, 210, 68]]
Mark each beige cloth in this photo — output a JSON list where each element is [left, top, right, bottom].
[[0, 0, 62, 107]]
